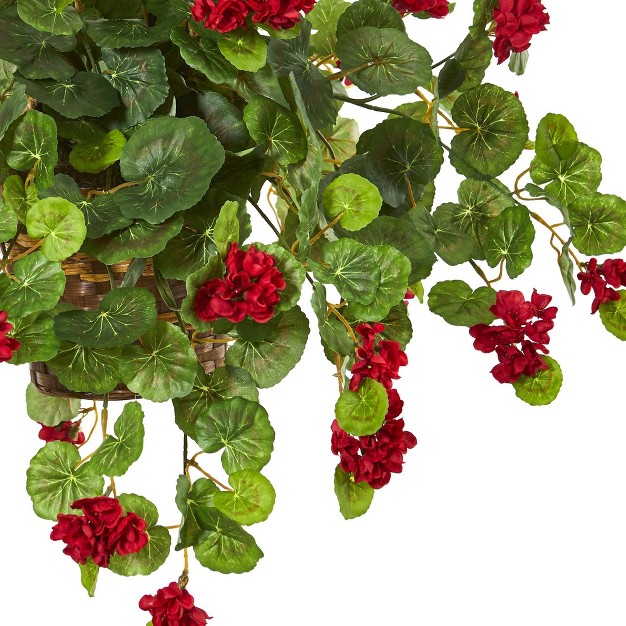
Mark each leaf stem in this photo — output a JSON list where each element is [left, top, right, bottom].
[[188, 460, 234, 492], [327, 302, 358, 344], [529, 211, 583, 270], [309, 213, 344, 247], [333, 93, 413, 119], [87, 179, 146, 199]]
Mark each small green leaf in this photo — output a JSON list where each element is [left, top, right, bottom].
[[79, 559, 98, 598], [0, 194, 17, 241], [69, 130, 126, 174], [2, 174, 38, 222], [26, 382, 80, 426], [218, 27, 267, 72], [308, 0, 349, 57], [8, 311, 60, 364], [175, 476, 219, 551], [213, 470, 276, 526], [180, 253, 224, 333], [0, 82, 27, 142], [512, 356, 563, 406], [310, 282, 354, 357], [213, 201, 239, 258], [334, 465, 374, 520], [535, 113, 578, 170], [26, 441, 104, 520], [90, 402, 144, 477], [322, 173, 382, 232], [599, 290, 626, 340], [558, 242, 577, 305], [335, 377, 388, 436], [428, 280, 497, 326]]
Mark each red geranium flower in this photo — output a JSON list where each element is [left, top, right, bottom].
[[38, 420, 85, 446], [139, 582, 212, 626], [191, 0, 248, 33], [0, 310, 20, 363], [577, 258, 625, 314], [392, 0, 450, 19]]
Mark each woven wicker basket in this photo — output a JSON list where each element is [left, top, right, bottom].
[[8, 235, 225, 401]]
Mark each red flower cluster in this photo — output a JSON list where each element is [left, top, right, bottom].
[[38, 420, 85, 446], [140, 582, 212, 626], [194, 243, 286, 324], [51, 497, 149, 568], [0, 310, 19, 363], [469, 289, 557, 384], [493, 0, 550, 64], [191, 0, 314, 33], [331, 323, 417, 489], [392, 0, 450, 18], [577, 258, 626, 313]]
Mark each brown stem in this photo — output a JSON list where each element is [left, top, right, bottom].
[[87, 179, 146, 199], [310, 213, 344, 246], [327, 302, 358, 344], [529, 211, 583, 270], [334, 352, 344, 394], [188, 461, 234, 492]]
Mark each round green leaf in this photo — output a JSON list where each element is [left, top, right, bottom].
[[336, 0, 405, 37], [195, 397, 275, 474], [335, 377, 388, 436], [599, 290, 626, 340], [450, 84, 529, 178], [213, 470, 276, 526], [69, 130, 126, 174], [48, 343, 123, 394], [85, 18, 171, 48], [115, 116, 225, 224], [535, 113, 578, 170], [118, 493, 159, 527], [8, 311, 60, 364], [26, 382, 80, 426], [17, 0, 82, 35], [334, 465, 374, 520], [26, 441, 104, 520], [26, 197, 87, 261], [54, 287, 156, 348], [569, 193, 626, 255], [336, 27, 431, 96], [322, 173, 382, 232], [218, 27, 267, 72], [0, 251, 65, 317], [428, 280, 497, 327], [120, 320, 197, 403], [225, 306, 310, 388], [109, 525, 171, 576], [512, 356, 563, 406]]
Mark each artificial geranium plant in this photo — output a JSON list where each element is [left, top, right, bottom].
[[1, 0, 626, 623]]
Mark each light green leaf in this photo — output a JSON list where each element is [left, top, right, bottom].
[[69, 129, 126, 174], [322, 173, 382, 232], [512, 356, 563, 406], [428, 280, 497, 326], [2, 173, 38, 222], [535, 113, 578, 170], [218, 27, 267, 73], [213, 201, 239, 258], [79, 559, 98, 598], [334, 465, 374, 520], [336, 0, 405, 37], [213, 470, 276, 526], [8, 311, 60, 364], [308, 0, 349, 57], [0, 194, 17, 240], [335, 377, 388, 436], [26, 382, 80, 426], [569, 193, 626, 255], [599, 291, 626, 340]]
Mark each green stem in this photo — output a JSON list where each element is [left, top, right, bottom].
[[333, 93, 413, 119]]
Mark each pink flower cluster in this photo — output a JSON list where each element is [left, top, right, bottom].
[[577, 258, 626, 314], [0, 310, 19, 363]]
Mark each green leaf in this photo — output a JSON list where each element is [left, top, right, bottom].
[[2, 173, 38, 222], [79, 559, 98, 598], [483, 206, 535, 278], [348, 245, 411, 322], [69, 129, 126, 174], [8, 311, 60, 364], [0, 82, 27, 141], [0, 251, 65, 317], [194, 507, 263, 574], [334, 465, 374, 520], [535, 113, 578, 170], [308, 0, 349, 57], [599, 291, 626, 340], [226, 306, 310, 388], [213, 201, 239, 258], [100, 48, 169, 130], [26, 382, 80, 426], [54, 287, 156, 348], [558, 242, 577, 305], [335, 377, 388, 436], [471, 0, 498, 38], [17, 0, 82, 35], [428, 280, 497, 326], [310, 282, 354, 357], [91, 402, 144, 477], [512, 356, 563, 406], [218, 27, 267, 73], [85, 18, 170, 48], [26, 441, 104, 520], [2, 110, 58, 188], [0, 194, 17, 240], [118, 493, 159, 527], [48, 343, 123, 394], [195, 397, 275, 474], [213, 470, 276, 526], [17, 73, 119, 120], [175, 476, 219, 550], [530, 143, 602, 205], [56, 117, 107, 144], [26, 197, 86, 261], [454, 32, 492, 93], [438, 58, 466, 99], [115, 116, 225, 224], [309, 238, 381, 305], [569, 193, 626, 255], [336, 27, 432, 96], [81, 216, 184, 265], [243, 97, 307, 166], [377, 303, 413, 348], [322, 173, 382, 232], [450, 84, 529, 179], [336, 0, 405, 37], [357, 118, 443, 207], [180, 253, 223, 332], [320, 116, 358, 169]]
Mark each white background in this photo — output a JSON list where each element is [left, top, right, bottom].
[[3, 2, 626, 625]]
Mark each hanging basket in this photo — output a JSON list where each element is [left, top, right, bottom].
[[8, 235, 225, 401]]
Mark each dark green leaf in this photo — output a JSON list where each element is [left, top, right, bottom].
[[336, 0, 405, 37], [175, 476, 218, 550], [428, 280, 496, 326], [0, 82, 26, 141], [0, 193, 17, 240], [334, 465, 374, 520], [3, 173, 38, 222], [8, 311, 59, 364], [535, 113, 578, 170], [558, 242, 577, 305], [438, 58, 466, 99], [86, 18, 170, 48], [310, 282, 354, 356], [26, 382, 80, 426], [569, 193, 626, 255], [512, 356, 563, 406], [454, 32, 492, 93], [17, 0, 82, 36]]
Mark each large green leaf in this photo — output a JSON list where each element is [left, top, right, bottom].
[[48, 343, 123, 394], [243, 97, 307, 166], [100, 48, 169, 130], [115, 116, 224, 223], [569, 193, 626, 255], [450, 84, 529, 178], [0, 82, 27, 141], [54, 287, 156, 347], [26, 441, 104, 520], [8, 311, 59, 364], [17, 73, 119, 119], [512, 356, 563, 406], [483, 206, 535, 278], [534, 113, 578, 170], [90, 402, 144, 477], [336, 27, 431, 96], [81, 215, 184, 265], [218, 27, 267, 73], [336, 0, 405, 37], [599, 291, 626, 340], [428, 280, 497, 326], [173, 364, 259, 440], [213, 470, 276, 526], [175, 476, 218, 550], [357, 118, 443, 207], [195, 397, 275, 474], [2, 110, 58, 188], [120, 320, 197, 402], [26, 382, 80, 426], [86, 18, 171, 48], [334, 465, 374, 520], [69, 129, 126, 174], [26, 197, 86, 261], [17, 0, 82, 36], [322, 173, 382, 232], [335, 377, 388, 436], [226, 306, 309, 388], [0, 251, 65, 317]]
